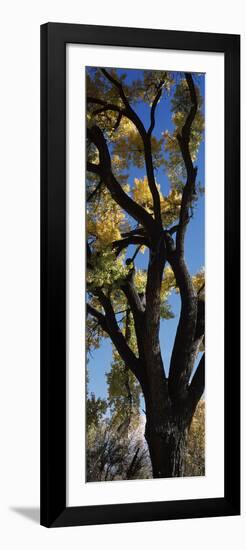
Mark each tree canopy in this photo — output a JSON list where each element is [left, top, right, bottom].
[[86, 67, 205, 479]]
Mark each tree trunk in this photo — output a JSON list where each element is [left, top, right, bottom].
[[144, 400, 190, 478]]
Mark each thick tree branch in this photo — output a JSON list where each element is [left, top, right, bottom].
[[86, 161, 101, 176], [148, 80, 164, 136], [121, 280, 146, 362], [100, 68, 129, 105], [87, 96, 124, 114], [121, 227, 146, 238], [87, 125, 156, 233], [100, 68, 147, 137], [87, 303, 107, 331], [95, 289, 146, 387], [113, 235, 148, 255], [143, 235, 167, 381], [175, 73, 198, 256], [88, 97, 126, 132], [143, 136, 162, 227], [166, 239, 205, 401], [100, 69, 162, 227], [168, 254, 198, 399], [182, 73, 198, 139]]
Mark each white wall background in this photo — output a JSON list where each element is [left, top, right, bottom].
[[0, 0, 245, 547]]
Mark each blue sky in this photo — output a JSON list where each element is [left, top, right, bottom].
[[87, 68, 205, 400]]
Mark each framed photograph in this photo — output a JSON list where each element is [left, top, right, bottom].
[[40, 23, 240, 527]]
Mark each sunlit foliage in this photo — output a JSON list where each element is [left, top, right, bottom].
[[185, 400, 205, 476]]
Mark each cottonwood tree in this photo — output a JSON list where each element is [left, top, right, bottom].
[[86, 67, 205, 478]]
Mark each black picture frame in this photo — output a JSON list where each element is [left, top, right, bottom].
[[40, 22, 240, 527]]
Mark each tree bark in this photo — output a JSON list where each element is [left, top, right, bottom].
[[144, 393, 192, 478]]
